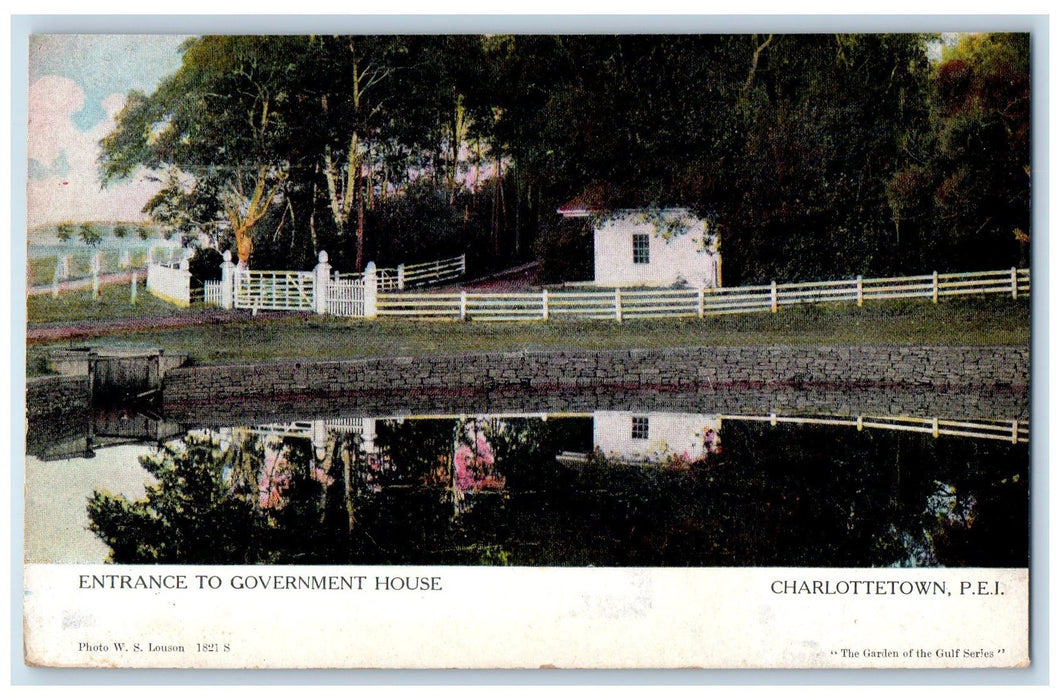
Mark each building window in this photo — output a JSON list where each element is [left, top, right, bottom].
[[631, 416, 649, 440], [632, 233, 650, 265]]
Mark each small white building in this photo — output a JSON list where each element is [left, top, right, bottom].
[[558, 204, 722, 288]]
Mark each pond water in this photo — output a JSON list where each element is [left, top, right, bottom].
[[25, 402, 1029, 568]]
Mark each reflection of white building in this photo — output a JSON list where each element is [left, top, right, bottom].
[[593, 411, 722, 464]]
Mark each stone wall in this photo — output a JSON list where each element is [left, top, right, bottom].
[[163, 345, 1029, 422], [25, 375, 90, 420]]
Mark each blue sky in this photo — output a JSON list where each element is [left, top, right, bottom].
[[26, 34, 189, 228], [29, 34, 188, 130]]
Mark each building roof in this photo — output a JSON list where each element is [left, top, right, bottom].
[[556, 183, 615, 218], [556, 183, 698, 219]]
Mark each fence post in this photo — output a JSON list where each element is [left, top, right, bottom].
[[397, 263, 405, 291], [459, 290, 468, 320], [1011, 267, 1018, 299], [856, 275, 863, 308], [314, 250, 331, 315], [130, 272, 138, 305], [932, 270, 939, 303], [363, 261, 378, 319], [698, 286, 705, 318], [541, 288, 549, 320], [615, 288, 623, 322], [770, 280, 778, 313], [91, 251, 101, 300], [220, 251, 235, 309]]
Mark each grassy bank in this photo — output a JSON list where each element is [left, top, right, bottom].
[[25, 294, 1030, 376], [27, 281, 207, 323]]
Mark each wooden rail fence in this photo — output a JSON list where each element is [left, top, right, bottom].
[[376, 268, 1029, 321]]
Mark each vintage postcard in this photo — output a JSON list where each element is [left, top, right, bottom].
[[21, 28, 1033, 670]]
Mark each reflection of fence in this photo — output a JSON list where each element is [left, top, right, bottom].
[[247, 418, 366, 439], [374, 268, 1030, 321], [720, 413, 1029, 444]]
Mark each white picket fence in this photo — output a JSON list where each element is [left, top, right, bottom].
[[203, 280, 223, 306], [326, 277, 366, 316], [375, 268, 1030, 321]]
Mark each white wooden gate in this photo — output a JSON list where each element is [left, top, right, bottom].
[[234, 270, 315, 311]]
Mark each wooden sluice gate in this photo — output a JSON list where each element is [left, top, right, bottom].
[[24, 346, 192, 461], [49, 346, 188, 406]]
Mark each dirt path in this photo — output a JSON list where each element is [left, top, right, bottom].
[[26, 271, 141, 297]]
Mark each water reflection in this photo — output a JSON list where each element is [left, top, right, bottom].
[[28, 406, 1028, 568]]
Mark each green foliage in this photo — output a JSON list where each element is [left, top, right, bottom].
[[533, 215, 593, 284], [88, 436, 269, 563], [112, 224, 129, 239], [78, 222, 102, 247], [187, 246, 224, 289], [136, 225, 152, 240], [55, 221, 74, 242], [96, 34, 1028, 282]]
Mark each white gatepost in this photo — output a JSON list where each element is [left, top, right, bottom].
[[220, 251, 235, 309], [314, 251, 331, 315], [91, 250, 102, 299], [397, 263, 406, 291], [363, 261, 378, 319]]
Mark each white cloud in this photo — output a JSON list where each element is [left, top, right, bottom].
[[27, 77, 162, 228]]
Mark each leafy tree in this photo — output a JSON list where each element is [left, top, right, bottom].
[[78, 222, 103, 247], [101, 36, 306, 267], [112, 223, 129, 239], [55, 221, 74, 242], [136, 224, 152, 240], [932, 33, 1030, 269], [97, 33, 1027, 281]]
